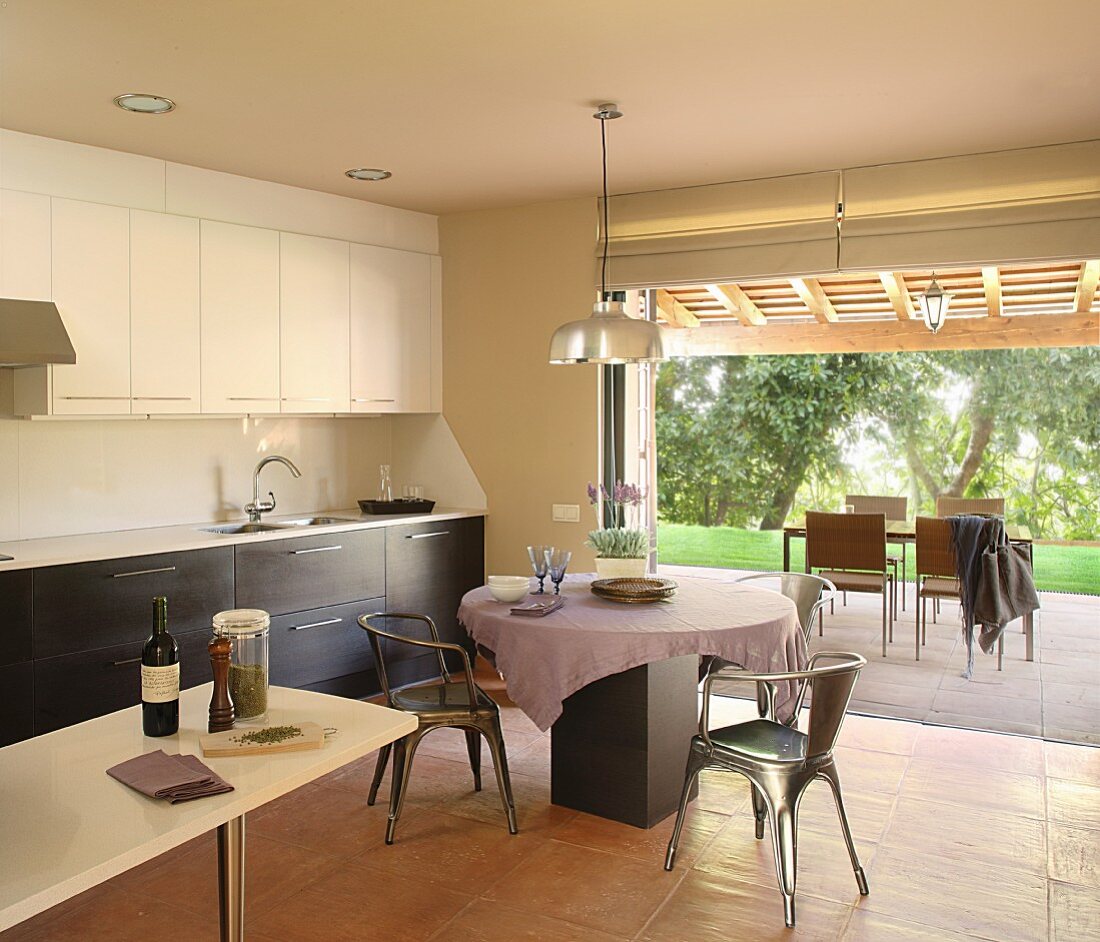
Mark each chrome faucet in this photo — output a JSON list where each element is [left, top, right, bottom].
[[245, 455, 302, 522]]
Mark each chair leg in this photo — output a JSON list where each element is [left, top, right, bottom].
[[385, 733, 422, 845], [664, 755, 704, 871], [766, 793, 799, 927], [750, 783, 767, 840], [367, 742, 391, 806], [888, 576, 895, 642], [818, 607, 824, 637], [465, 729, 483, 792], [881, 585, 887, 657], [817, 763, 870, 896], [997, 632, 1004, 672], [915, 589, 922, 661], [481, 717, 519, 835], [901, 544, 908, 612]]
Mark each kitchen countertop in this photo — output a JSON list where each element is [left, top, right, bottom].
[[0, 507, 486, 572]]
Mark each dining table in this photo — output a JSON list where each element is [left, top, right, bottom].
[[458, 573, 803, 829]]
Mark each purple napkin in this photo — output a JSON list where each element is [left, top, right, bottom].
[[107, 750, 234, 804], [511, 597, 565, 617]]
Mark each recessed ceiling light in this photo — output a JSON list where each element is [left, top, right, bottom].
[[345, 168, 392, 181], [114, 93, 176, 114]]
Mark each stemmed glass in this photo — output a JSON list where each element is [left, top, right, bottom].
[[545, 549, 572, 595], [527, 545, 551, 594]]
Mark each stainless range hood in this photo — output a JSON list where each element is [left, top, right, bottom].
[[0, 298, 76, 367]]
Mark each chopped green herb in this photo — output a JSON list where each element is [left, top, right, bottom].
[[231, 725, 302, 746], [228, 663, 267, 718]]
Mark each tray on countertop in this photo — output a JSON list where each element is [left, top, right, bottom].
[[357, 498, 436, 515]]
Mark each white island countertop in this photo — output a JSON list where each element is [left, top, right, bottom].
[[0, 507, 485, 572], [0, 683, 417, 932]]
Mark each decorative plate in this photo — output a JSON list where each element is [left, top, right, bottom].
[[590, 577, 678, 603]]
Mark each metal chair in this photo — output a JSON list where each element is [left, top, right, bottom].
[[936, 495, 1005, 517], [846, 495, 909, 613], [664, 652, 869, 928], [357, 612, 518, 844], [805, 511, 894, 656], [734, 572, 836, 642]]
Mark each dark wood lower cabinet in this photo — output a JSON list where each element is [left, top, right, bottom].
[[269, 597, 384, 690], [33, 630, 213, 734], [0, 662, 34, 746]]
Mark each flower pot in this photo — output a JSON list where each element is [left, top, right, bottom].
[[594, 557, 648, 579]]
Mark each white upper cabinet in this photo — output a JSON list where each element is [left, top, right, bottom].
[[0, 189, 51, 301], [130, 211, 200, 414], [51, 199, 131, 415], [200, 220, 280, 413], [349, 243, 431, 413], [279, 232, 350, 413]]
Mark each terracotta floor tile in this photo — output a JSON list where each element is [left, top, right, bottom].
[[0, 884, 110, 941], [485, 840, 678, 937], [505, 736, 551, 779], [1050, 881, 1100, 942], [831, 745, 910, 793], [248, 859, 471, 942], [431, 899, 631, 942], [864, 846, 1047, 942], [352, 809, 540, 895], [1045, 740, 1100, 785], [438, 769, 577, 836], [841, 910, 986, 940], [913, 723, 1045, 776], [323, 749, 472, 809], [693, 815, 875, 906], [121, 832, 340, 919], [248, 781, 386, 858], [782, 779, 897, 844], [900, 757, 1045, 819], [14, 888, 217, 942], [1049, 823, 1100, 888], [639, 869, 852, 941], [692, 768, 753, 815], [836, 714, 920, 755], [414, 725, 544, 766], [552, 806, 726, 867], [496, 705, 545, 735], [881, 796, 1047, 875], [1048, 778, 1100, 830]]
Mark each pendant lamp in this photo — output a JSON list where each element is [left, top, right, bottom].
[[549, 104, 666, 364], [919, 272, 952, 334]]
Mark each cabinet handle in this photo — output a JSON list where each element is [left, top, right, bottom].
[[111, 656, 143, 666], [112, 566, 177, 579], [289, 617, 343, 631], [58, 396, 131, 401], [227, 397, 279, 401], [352, 398, 395, 403], [406, 531, 449, 540], [281, 398, 332, 403], [132, 396, 193, 401], [290, 545, 343, 555]]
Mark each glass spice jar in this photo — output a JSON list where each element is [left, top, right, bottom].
[[212, 609, 270, 722]]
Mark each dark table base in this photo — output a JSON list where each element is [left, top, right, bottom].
[[550, 655, 700, 829]]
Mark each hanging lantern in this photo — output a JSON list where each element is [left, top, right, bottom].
[[919, 273, 952, 334]]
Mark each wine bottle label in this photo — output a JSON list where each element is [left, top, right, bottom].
[[141, 663, 180, 703]]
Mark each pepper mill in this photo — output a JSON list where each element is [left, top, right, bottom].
[[208, 636, 235, 733]]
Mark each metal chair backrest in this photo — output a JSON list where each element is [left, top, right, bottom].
[[805, 511, 887, 573], [701, 652, 866, 760], [915, 516, 957, 579], [735, 572, 836, 643], [936, 496, 1005, 517], [845, 495, 907, 521], [358, 612, 479, 709]]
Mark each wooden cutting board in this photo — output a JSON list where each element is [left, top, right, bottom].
[[199, 721, 325, 757]]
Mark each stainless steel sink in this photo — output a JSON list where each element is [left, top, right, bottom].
[[199, 523, 289, 535], [279, 516, 359, 527]]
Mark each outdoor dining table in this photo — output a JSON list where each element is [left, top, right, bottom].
[[458, 573, 803, 829]]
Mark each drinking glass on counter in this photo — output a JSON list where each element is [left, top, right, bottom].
[[528, 545, 551, 593], [545, 549, 572, 595]]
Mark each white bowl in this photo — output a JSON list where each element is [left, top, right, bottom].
[[488, 575, 529, 587], [487, 576, 530, 602]]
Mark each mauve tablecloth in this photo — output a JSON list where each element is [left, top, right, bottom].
[[458, 574, 804, 731]]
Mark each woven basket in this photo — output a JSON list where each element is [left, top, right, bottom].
[[590, 577, 678, 603]]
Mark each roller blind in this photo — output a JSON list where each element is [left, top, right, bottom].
[[840, 140, 1100, 270], [601, 171, 840, 289]]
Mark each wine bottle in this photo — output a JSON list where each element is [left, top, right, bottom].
[[142, 596, 179, 737]]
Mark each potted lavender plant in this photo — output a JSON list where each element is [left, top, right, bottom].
[[586, 481, 650, 579]]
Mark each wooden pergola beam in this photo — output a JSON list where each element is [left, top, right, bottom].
[[879, 271, 916, 321], [704, 283, 766, 326], [981, 266, 1003, 317], [1073, 260, 1100, 314], [665, 313, 1100, 357], [654, 289, 699, 328], [790, 277, 838, 323]]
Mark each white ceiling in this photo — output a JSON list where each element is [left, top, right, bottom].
[[1, 1, 1098, 215]]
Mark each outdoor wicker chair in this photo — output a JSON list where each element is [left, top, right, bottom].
[[357, 611, 518, 844], [846, 495, 908, 614], [664, 652, 870, 928], [805, 511, 894, 656], [936, 496, 1005, 517]]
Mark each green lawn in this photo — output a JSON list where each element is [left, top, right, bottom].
[[657, 523, 1100, 596]]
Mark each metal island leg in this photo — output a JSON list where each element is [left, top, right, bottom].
[[217, 815, 245, 942]]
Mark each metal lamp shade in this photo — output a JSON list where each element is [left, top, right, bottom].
[[919, 277, 952, 334], [548, 300, 667, 364]]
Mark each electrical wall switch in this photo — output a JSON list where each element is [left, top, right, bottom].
[[552, 503, 581, 522]]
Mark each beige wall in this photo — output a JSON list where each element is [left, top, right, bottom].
[[440, 198, 600, 574]]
